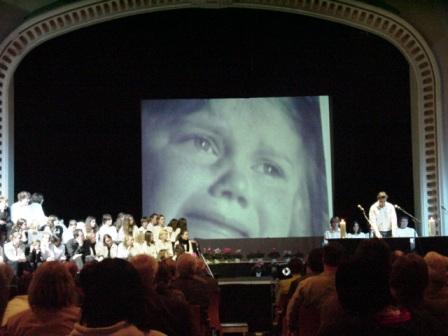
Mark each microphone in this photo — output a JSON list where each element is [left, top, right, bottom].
[[394, 204, 402, 210], [357, 204, 365, 212]]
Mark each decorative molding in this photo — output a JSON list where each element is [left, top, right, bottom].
[[0, 0, 441, 233]]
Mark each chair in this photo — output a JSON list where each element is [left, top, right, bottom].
[[190, 304, 206, 336], [297, 305, 320, 336], [209, 291, 249, 336], [208, 291, 221, 334]]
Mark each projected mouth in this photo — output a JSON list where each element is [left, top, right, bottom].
[[186, 211, 249, 238]]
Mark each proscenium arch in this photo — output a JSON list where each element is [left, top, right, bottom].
[[0, 0, 442, 235]]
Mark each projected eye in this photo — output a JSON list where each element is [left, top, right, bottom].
[[175, 133, 220, 157], [252, 161, 286, 179], [193, 136, 216, 154]]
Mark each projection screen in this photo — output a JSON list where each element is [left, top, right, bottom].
[[142, 96, 332, 238]]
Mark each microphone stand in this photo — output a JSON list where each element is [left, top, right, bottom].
[[194, 240, 215, 279], [357, 205, 375, 238]]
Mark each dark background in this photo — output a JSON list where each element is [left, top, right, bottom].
[[13, 8, 412, 232]]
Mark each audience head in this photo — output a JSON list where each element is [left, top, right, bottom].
[[177, 217, 188, 232], [176, 253, 197, 277], [288, 257, 304, 275], [102, 214, 113, 226], [168, 218, 179, 230], [390, 253, 428, 309], [156, 258, 177, 284], [130, 255, 159, 290], [306, 247, 324, 274], [424, 251, 448, 288], [28, 261, 76, 311], [329, 216, 340, 230], [351, 221, 361, 234], [399, 216, 410, 229], [336, 256, 391, 316], [17, 191, 31, 204], [144, 231, 154, 245], [323, 242, 345, 267], [103, 234, 114, 247], [149, 213, 158, 224], [159, 229, 168, 241], [84, 216, 97, 232], [140, 216, 149, 229], [78, 258, 147, 328], [30, 192, 44, 204], [354, 238, 391, 273]]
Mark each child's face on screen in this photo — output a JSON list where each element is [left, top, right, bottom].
[[142, 98, 307, 238]]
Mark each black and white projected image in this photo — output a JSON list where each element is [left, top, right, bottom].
[[142, 97, 332, 239]]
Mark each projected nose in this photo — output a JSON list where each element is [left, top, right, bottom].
[[209, 169, 248, 208]]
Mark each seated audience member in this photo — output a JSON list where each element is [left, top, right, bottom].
[[66, 229, 94, 270], [323, 216, 340, 245], [174, 230, 198, 256], [117, 214, 137, 243], [2, 268, 31, 327], [172, 254, 210, 322], [96, 234, 118, 260], [10, 191, 31, 225], [141, 231, 158, 258], [26, 240, 44, 271], [0, 263, 14, 324], [319, 256, 398, 336], [346, 221, 366, 238], [147, 213, 158, 232], [4, 231, 27, 275], [149, 214, 162, 242], [97, 214, 117, 243], [44, 235, 67, 261], [276, 257, 303, 302], [6, 262, 80, 336], [319, 240, 446, 336], [156, 229, 174, 257], [287, 242, 344, 334], [138, 216, 150, 234], [390, 254, 446, 335], [423, 251, 448, 327], [155, 259, 186, 301], [131, 255, 193, 336], [168, 218, 181, 245], [28, 192, 47, 229], [173, 244, 185, 260], [395, 216, 418, 238], [69, 258, 166, 336], [41, 215, 65, 240], [396, 216, 418, 250], [11, 218, 29, 245], [117, 235, 137, 259], [63, 219, 77, 244], [287, 248, 324, 300], [0, 196, 12, 245], [132, 231, 149, 255]]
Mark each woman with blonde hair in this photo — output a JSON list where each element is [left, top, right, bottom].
[[155, 229, 173, 258], [6, 261, 80, 335]]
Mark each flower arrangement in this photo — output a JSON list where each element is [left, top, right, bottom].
[[202, 247, 243, 263]]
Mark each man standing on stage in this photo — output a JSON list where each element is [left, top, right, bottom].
[[368, 191, 397, 238]]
